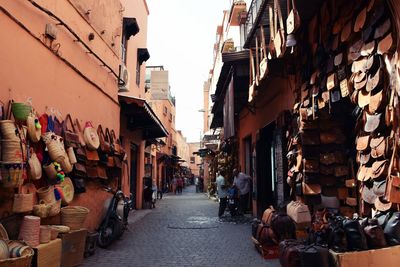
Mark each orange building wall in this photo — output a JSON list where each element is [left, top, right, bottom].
[[237, 76, 295, 216], [0, 0, 123, 230]]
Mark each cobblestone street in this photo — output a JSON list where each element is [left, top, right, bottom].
[[82, 186, 280, 267]]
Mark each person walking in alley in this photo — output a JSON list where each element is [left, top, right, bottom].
[[216, 169, 228, 218], [177, 176, 183, 194], [172, 176, 177, 195], [233, 168, 252, 215]]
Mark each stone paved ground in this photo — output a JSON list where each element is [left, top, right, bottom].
[[82, 185, 280, 267]]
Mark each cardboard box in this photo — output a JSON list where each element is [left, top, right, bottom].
[[60, 229, 87, 267], [329, 245, 400, 267], [32, 238, 62, 267]]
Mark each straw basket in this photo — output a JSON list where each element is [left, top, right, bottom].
[[33, 200, 51, 218], [59, 156, 73, 174], [36, 186, 55, 204], [43, 163, 57, 180], [83, 122, 100, 150], [48, 200, 61, 217], [26, 114, 41, 143], [11, 102, 31, 121], [50, 228, 58, 240], [39, 226, 51, 244], [66, 147, 77, 165], [0, 120, 19, 141], [1, 140, 26, 163], [28, 152, 41, 180], [61, 206, 89, 230], [12, 193, 33, 213], [0, 165, 24, 188], [18, 216, 40, 247], [1, 241, 34, 267], [58, 177, 74, 205]]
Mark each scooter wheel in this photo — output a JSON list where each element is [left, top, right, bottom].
[[97, 220, 116, 248]]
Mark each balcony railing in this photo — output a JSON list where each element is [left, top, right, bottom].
[[244, 0, 264, 42]]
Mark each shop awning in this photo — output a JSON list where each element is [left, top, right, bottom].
[[119, 95, 168, 139]]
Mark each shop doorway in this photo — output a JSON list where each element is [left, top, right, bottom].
[[256, 122, 276, 217], [130, 143, 138, 209]]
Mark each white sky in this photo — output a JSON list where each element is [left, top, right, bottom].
[[147, 0, 232, 142]]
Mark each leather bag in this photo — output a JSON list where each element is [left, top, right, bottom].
[[343, 218, 368, 251], [320, 152, 335, 165], [356, 135, 370, 151], [63, 114, 80, 148], [373, 179, 386, 197], [73, 162, 87, 177], [348, 39, 363, 63], [98, 125, 111, 153], [368, 89, 383, 114], [273, 0, 286, 58], [300, 245, 330, 267], [271, 212, 296, 241], [362, 185, 377, 204], [364, 218, 387, 248], [256, 223, 278, 245], [371, 159, 388, 179], [370, 136, 386, 158], [364, 112, 382, 133], [85, 147, 99, 161], [279, 239, 304, 267], [262, 206, 275, 225], [259, 25, 268, 80], [303, 159, 319, 173], [354, 7, 367, 32], [374, 19, 391, 39], [386, 137, 400, 203], [300, 131, 320, 145], [383, 212, 400, 245], [377, 33, 394, 55], [286, 0, 300, 35], [334, 165, 348, 177], [286, 201, 311, 224], [302, 183, 321, 195], [361, 40, 376, 56]]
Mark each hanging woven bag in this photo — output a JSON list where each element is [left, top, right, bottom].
[[28, 148, 42, 180], [83, 122, 100, 150], [26, 111, 41, 143]]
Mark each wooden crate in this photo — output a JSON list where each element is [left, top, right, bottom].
[[32, 238, 62, 267], [60, 229, 87, 267], [251, 236, 279, 260], [329, 245, 400, 267]]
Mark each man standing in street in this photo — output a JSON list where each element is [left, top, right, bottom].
[[216, 169, 228, 218], [233, 168, 252, 215]]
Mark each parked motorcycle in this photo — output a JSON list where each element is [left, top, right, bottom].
[[97, 187, 133, 248]]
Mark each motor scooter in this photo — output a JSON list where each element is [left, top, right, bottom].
[[97, 187, 133, 248]]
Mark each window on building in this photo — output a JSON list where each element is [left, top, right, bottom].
[[163, 106, 167, 115], [169, 113, 172, 121], [136, 60, 140, 86], [190, 157, 195, 164]]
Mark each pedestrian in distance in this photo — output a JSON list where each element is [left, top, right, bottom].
[[157, 182, 163, 200], [233, 168, 252, 215], [171, 176, 177, 195], [177, 176, 183, 194], [216, 169, 228, 218], [143, 185, 154, 209]]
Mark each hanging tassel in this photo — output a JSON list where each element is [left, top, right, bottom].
[[34, 119, 42, 129]]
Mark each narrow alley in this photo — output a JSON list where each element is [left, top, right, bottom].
[[83, 186, 278, 267]]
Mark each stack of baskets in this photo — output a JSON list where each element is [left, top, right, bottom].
[[0, 118, 27, 188], [61, 206, 90, 230], [35, 186, 61, 218]]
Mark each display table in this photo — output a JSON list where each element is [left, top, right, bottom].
[[59, 229, 88, 267], [32, 238, 62, 267], [329, 245, 400, 267]]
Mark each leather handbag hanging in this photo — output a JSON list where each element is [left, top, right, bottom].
[[364, 112, 382, 133], [110, 130, 123, 156], [340, 20, 352, 43], [248, 49, 256, 102], [303, 159, 319, 173], [259, 25, 268, 80], [374, 18, 391, 39], [302, 182, 321, 195], [300, 130, 320, 145], [348, 39, 363, 63], [286, 0, 300, 35], [75, 119, 87, 148], [73, 162, 87, 177], [377, 33, 394, 55], [373, 179, 386, 196], [362, 184, 377, 204], [97, 125, 111, 153], [327, 73, 337, 90], [386, 135, 400, 203], [361, 40, 376, 56], [273, 0, 286, 58], [53, 116, 63, 136], [371, 159, 388, 179], [63, 114, 80, 148], [268, 5, 276, 59], [354, 7, 367, 32], [356, 134, 370, 151], [358, 89, 371, 108], [370, 136, 386, 158], [368, 89, 383, 114], [85, 147, 99, 161]]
